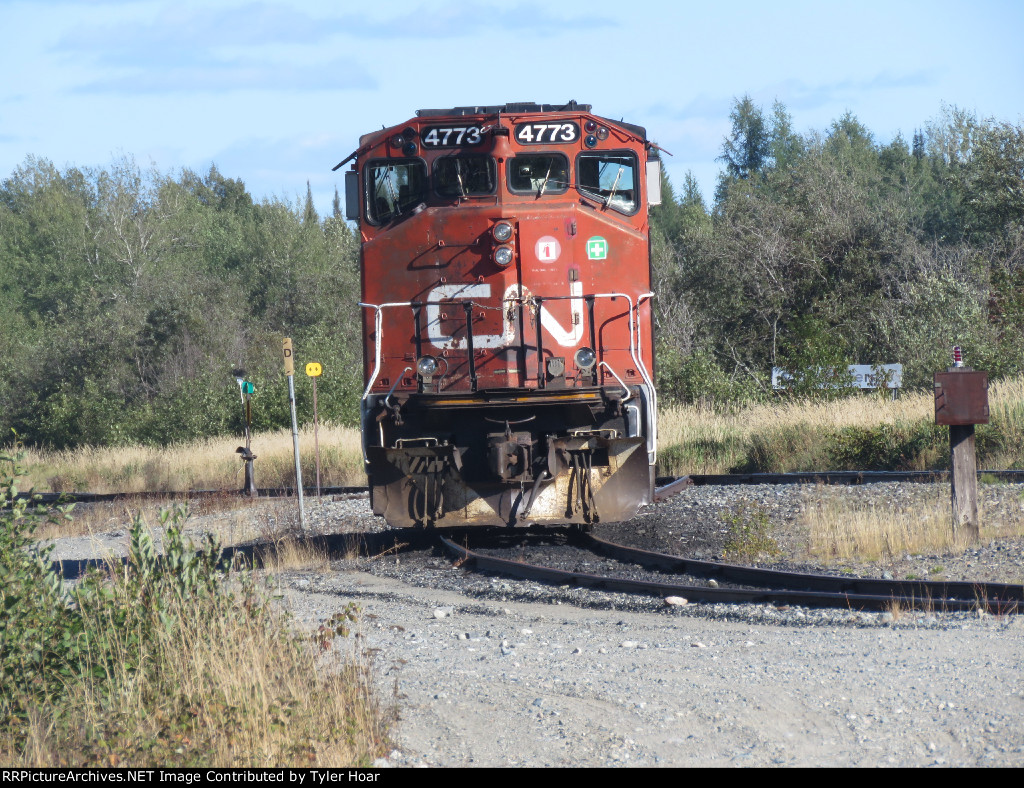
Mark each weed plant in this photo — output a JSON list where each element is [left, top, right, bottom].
[[0, 450, 391, 766], [720, 502, 781, 561]]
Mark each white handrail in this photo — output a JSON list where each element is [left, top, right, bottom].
[[359, 301, 415, 400], [359, 293, 658, 461]]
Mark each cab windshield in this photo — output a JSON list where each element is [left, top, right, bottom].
[[434, 155, 496, 197], [508, 153, 569, 195], [366, 159, 427, 224], [577, 152, 638, 214]]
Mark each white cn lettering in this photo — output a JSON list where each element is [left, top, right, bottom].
[[539, 280, 584, 347], [426, 283, 516, 350], [426, 281, 584, 351]]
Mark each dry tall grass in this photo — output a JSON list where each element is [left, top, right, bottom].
[[18, 424, 365, 493], [659, 388, 932, 474], [10, 595, 390, 767], [257, 536, 333, 574], [803, 485, 1024, 562], [659, 374, 1024, 475], [13, 374, 1024, 491]]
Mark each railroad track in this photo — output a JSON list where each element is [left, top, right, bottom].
[[20, 469, 1024, 506], [33, 472, 1024, 612], [19, 486, 368, 506], [437, 531, 1024, 614]]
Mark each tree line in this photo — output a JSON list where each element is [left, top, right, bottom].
[[0, 159, 362, 448], [1, 100, 1021, 448], [651, 100, 1024, 403]]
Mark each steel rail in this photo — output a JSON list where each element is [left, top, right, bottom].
[[657, 470, 1024, 488], [579, 532, 1024, 606], [15, 486, 368, 506], [18, 470, 1024, 507], [437, 535, 1022, 614]]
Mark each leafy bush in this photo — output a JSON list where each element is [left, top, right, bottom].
[[0, 447, 238, 725], [657, 349, 764, 407], [826, 421, 944, 471], [0, 450, 78, 721], [0, 449, 390, 766]]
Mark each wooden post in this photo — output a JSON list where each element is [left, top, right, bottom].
[[949, 424, 979, 541], [934, 364, 988, 545]]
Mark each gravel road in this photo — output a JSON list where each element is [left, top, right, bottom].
[[48, 483, 1024, 768]]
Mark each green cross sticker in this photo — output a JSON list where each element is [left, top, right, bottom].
[[586, 236, 608, 260]]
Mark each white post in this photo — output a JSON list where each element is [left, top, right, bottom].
[[283, 338, 305, 529]]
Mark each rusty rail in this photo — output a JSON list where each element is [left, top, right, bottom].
[[438, 534, 1024, 614]]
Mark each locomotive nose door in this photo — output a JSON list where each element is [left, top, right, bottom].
[[517, 206, 585, 388]]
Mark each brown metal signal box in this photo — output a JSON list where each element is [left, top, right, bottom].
[[934, 370, 989, 425]]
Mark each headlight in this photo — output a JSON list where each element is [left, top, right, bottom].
[[574, 346, 597, 371], [492, 221, 513, 243], [494, 245, 514, 267], [416, 356, 438, 377]]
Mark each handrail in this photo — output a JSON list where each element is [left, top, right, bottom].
[[385, 367, 413, 408], [598, 361, 631, 402], [635, 292, 657, 461], [359, 302, 415, 400], [359, 292, 658, 461]]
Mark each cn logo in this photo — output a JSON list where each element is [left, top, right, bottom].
[[424, 282, 583, 350], [535, 236, 561, 262]]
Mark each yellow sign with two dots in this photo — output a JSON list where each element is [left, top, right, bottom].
[[306, 362, 323, 377]]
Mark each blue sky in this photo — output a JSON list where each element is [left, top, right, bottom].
[[2, 0, 1022, 215]]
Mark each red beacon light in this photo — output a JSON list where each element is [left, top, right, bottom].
[[953, 346, 963, 368]]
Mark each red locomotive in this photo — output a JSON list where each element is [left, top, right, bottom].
[[337, 101, 660, 528]]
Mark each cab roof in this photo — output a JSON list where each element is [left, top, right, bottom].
[[414, 101, 647, 141]]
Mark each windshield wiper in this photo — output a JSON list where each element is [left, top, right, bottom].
[[381, 169, 401, 217], [538, 159, 554, 197], [604, 166, 624, 208], [455, 161, 467, 198]]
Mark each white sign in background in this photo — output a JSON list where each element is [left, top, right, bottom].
[[771, 364, 903, 390]]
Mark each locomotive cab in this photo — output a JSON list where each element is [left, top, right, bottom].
[[339, 102, 658, 528]]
